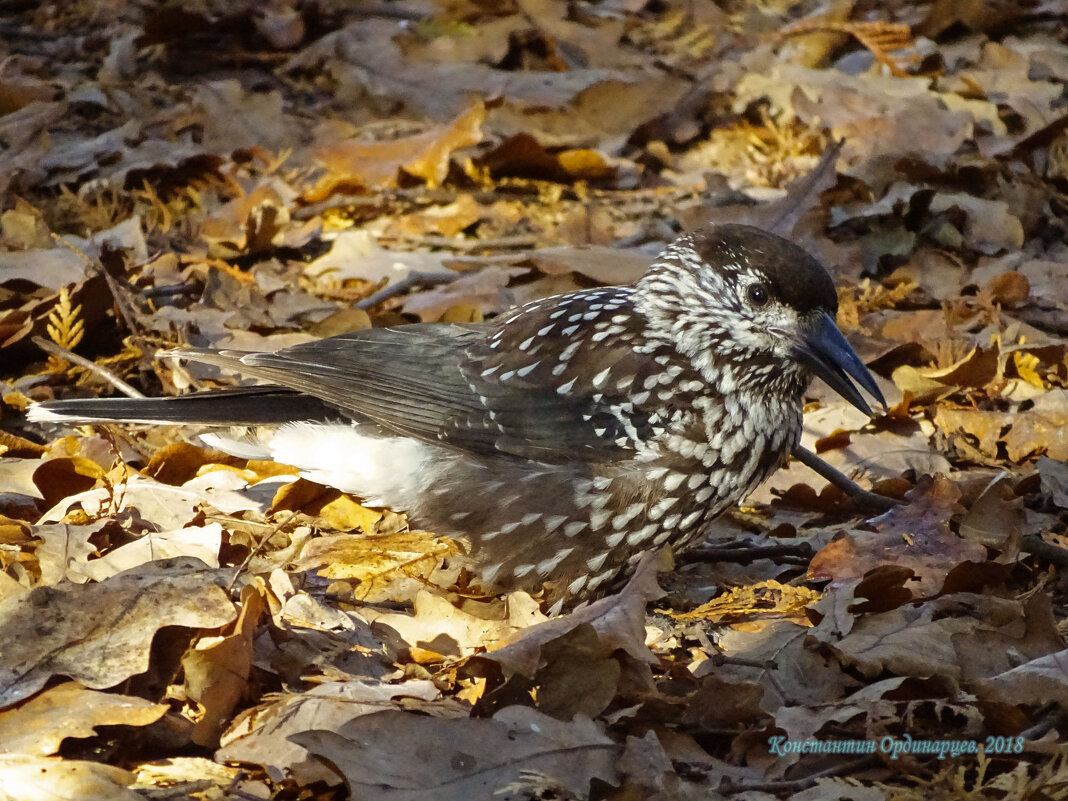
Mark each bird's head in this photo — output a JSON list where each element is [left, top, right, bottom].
[[637, 224, 884, 416]]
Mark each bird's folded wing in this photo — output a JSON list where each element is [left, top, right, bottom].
[[176, 320, 660, 466], [174, 324, 483, 436]]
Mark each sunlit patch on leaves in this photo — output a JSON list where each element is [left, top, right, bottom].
[[777, 19, 914, 76], [663, 579, 821, 629], [1012, 350, 1048, 390], [626, 8, 718, 61], [293, 531, 461, 601], [678, 111, 828, 189], [837, 277, 919, 330]]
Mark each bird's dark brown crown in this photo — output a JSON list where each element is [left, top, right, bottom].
[[682, 224, 838, 315]]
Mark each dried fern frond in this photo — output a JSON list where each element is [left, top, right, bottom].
[[45, 286, 85, 372], [47, 286, 85, 349], [776, 20, 914, 77]]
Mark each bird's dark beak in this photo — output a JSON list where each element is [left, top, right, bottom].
[[792, 312, 885, 417]]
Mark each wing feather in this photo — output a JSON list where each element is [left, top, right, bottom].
[[174, 290, 696, 465]]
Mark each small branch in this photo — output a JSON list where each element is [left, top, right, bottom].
[[717, 756, 880, 794], [792, 445, 898, 512], [391, 233, 539, 252], [1017, 704, 1063, 741], [227, 514, 297, 593], [682, 543, 813, 566], [33, 337, 145, 399], [354, 271, 461, 310], [769, 138, 844, 237], [1021, 533, 1068, 569]]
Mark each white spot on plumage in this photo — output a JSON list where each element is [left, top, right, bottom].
[[648, 497, 678, 520], [626, 529, 651, 546], [680, 510, 703, 528], [587, 569, 615, 589], [558, 341, 581, 361], [589, 508, 612, 530], [544, 515, 567, 533], [586, 552, 609, 571], [564, 521, 587, 537], [537, 547, 573, 576], [662, 472, 686, 492]]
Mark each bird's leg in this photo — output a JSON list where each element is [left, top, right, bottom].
[[791, 445, 898, 512]]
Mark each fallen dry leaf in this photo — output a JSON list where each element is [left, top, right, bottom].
[[0, 558, 235, 708], [292, 705, 619, 801], [0, 754, 140, 801], [0, 682, 165, 756]]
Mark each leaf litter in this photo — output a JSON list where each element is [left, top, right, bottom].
[[0, 1, 1067, 799]]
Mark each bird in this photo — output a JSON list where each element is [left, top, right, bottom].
[[28, 224, 884, 612]]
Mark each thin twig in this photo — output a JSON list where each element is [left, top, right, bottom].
[[1017, 704, 1063, 741], [718, 756, 880, 794], [769, 138, 844, 237], [390, 233, 540, 251], [226, 514, 296, 593], [792, 445, 898, 512], [682, 543, 814, 566], [354, 271, 461, 310], [1021, 533, 1068, 569], [33, 336, 145, 398]]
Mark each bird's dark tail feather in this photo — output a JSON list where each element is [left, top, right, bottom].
[[26, 386, 338, 426]]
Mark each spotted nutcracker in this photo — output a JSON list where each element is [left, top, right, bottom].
[[28, 224, 884, 612]]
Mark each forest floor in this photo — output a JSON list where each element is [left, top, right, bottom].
[[0, 0, 1067, 799]]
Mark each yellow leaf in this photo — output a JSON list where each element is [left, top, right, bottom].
[[1013, 351, 1047, 389], [319, 494, 383, 533], [663, 580, 821, 624]]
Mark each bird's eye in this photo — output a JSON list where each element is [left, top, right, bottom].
[[746, 283, 770, 308]]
